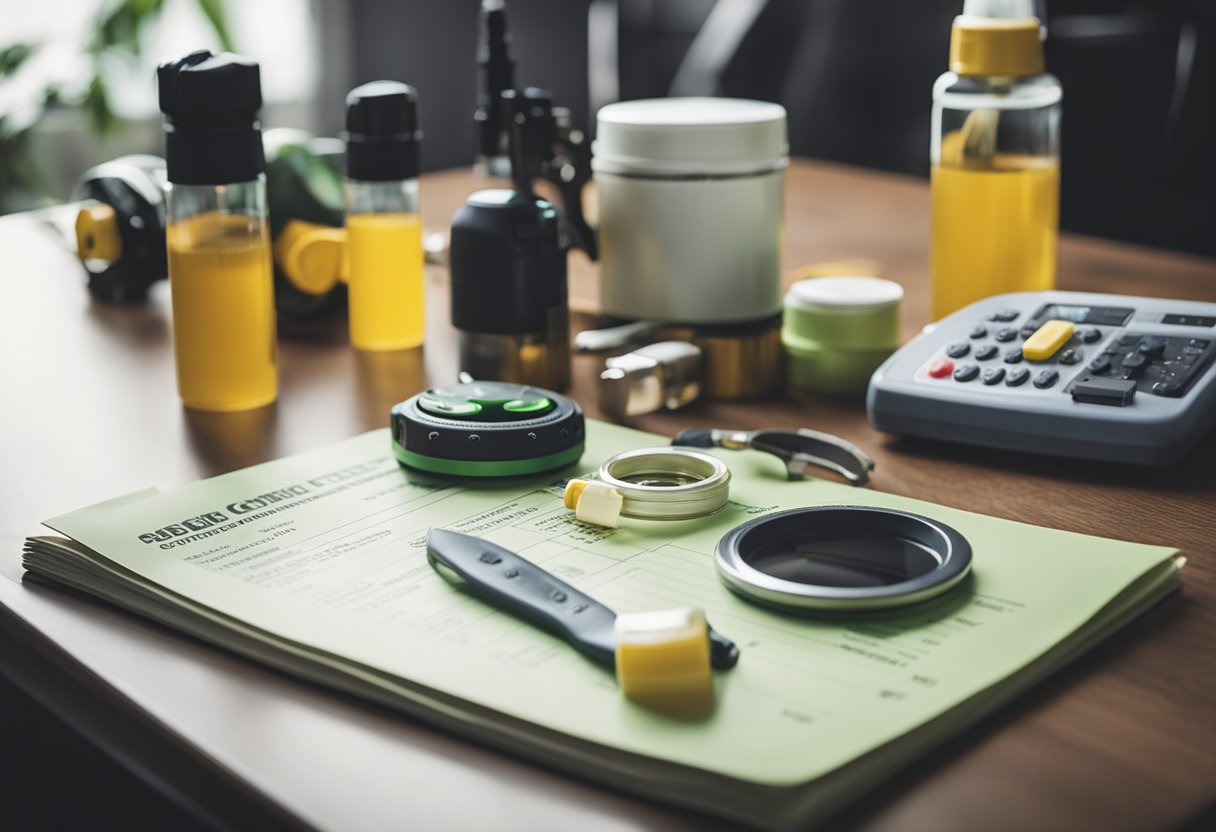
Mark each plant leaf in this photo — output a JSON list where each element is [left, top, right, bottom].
[[0, 43, 38, 77], [196, 0, 236, 52]]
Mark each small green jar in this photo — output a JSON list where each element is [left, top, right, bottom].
[[782, 276, 903, 394]]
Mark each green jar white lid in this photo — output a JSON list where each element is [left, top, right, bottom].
[[782, 276, 903, 393]]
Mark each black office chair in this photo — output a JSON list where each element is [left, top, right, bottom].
[[592, 0, 1215, 257]]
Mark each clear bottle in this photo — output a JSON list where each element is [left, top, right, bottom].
[[930, 0, 1061, 320], [158, 50, 277, 411], [343, 81, 426, 351]]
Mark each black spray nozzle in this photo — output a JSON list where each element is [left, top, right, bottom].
[[501, 87, 556, 193], [475, 0, 516, 158], [343, 80, 421, 182], [497, 87, 597, 260], [157, 49, 264, 185]]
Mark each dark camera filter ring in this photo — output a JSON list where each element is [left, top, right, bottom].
[[716, 506, 973, 613]]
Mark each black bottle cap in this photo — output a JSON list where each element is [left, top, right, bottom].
[[158, 50, 265, 185], [449, 189, 567, 334], [343, 81, 421, 182]]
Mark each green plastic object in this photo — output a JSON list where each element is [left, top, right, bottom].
[[264, 128, 347, 317], [393, 444, 585, 478], [392, 381, 585, 478], [782, 276, 903, 394]]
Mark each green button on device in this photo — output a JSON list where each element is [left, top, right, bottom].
[[392, 381, 583, 477]]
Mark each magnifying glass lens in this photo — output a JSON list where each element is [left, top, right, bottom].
[[743, 530, 943, 589]]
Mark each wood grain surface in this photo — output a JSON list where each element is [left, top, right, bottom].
[[1, 158, 1214, 831]]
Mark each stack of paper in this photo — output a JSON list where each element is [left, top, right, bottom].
[[23, 421, 1181, 831]]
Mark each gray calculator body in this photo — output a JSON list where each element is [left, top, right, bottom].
[[867, 292, 1216, 464]]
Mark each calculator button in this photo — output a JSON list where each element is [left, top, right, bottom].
[[1152, 379, 1185, 397], [1005, 367, 1030, 387], [1032, 369, 1060, 389], [988, 308, 1019, 322], [981, 368, 1006, 385], [953, 364, 980, 382], [1078, 327, 1102, 344], [969, 325, 988, 339], [1072, 376, 1137, 407], [1003, 348, 1024, 364], [1088, 355, 1112, 374], [1104, 342, 1123, 356], [1023, 320, 1075, 361], [975, 345, 999, 361], [994, 327, 1017, 342], [1122, 353, 1148, 375], [927, 359, 954, 378], [1058, 348, 1082, 365], [1137, 338, 1166, 358], [1020, 325, 1038, 339], [946, 341, 971, 359]]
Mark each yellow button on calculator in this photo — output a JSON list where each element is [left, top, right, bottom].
[[1022, 320, 1074, 361]]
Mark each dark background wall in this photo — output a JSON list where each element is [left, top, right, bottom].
[[334, 0, 593, 173], [333, 0, 1215, 258]]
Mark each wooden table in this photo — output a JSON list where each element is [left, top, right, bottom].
[[2, 159, 1214, 831]]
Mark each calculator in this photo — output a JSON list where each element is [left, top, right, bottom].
[[866, 291, 1216, 464]]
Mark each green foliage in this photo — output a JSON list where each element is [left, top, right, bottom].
[[82, 0, 235, 133], [0, 43, 38, 77], [0, 0, 235, 210]]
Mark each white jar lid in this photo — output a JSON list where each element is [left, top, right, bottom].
[[592, 97, 788, 177], [785, 276, 904, 312]]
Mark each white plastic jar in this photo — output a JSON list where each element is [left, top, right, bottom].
[[592, 98, 788, 325]]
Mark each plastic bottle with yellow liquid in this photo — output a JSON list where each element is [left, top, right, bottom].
[[158, 50, 278, 411], [931, 0, 1061, 320], [342, 81, 425, 351]]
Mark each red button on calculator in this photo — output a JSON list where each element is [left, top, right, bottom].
[[927, 359, 954, 378]]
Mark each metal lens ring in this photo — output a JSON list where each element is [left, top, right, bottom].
[[715, 506, 973, 613], [598, 447, 731, 520]]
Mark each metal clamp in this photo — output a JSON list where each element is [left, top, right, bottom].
[[673, 428, 875, 486]]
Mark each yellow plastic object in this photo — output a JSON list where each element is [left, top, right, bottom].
[[274, 220, 348, 296], [614, 607, 713, 715], [75, 201, 123, 263], [950, 18, 1044, 77], [563, 479, 623, 527], [1022, 319, 1074, 361], [562, 479, 586, 509]]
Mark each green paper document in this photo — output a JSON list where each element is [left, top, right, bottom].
[[23, 421, 1181, 830]]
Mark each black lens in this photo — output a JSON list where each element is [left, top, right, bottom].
[[741, 528, 942, 588]]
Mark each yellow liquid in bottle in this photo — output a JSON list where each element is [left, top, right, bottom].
[[930, 155, 1059, 320], [346, 212, 425, 350], [166, 213, 278, 411]]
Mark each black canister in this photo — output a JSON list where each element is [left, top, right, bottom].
[[449, 189, 570, 391]]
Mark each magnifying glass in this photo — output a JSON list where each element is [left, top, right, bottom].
[[716, 506, 972, 613]]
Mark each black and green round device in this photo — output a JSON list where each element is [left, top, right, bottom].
[[391, 382, 585, 477]]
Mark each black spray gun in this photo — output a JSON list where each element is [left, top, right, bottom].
[[473, 0, 597, 261]]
